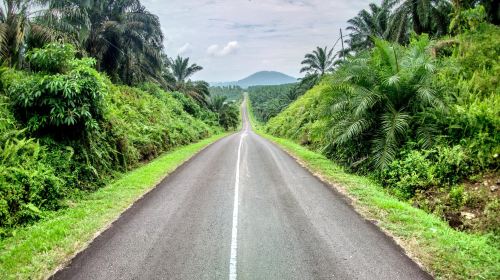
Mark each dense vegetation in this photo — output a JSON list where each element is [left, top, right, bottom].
[[209, 85, 244, 102], [248, 84, 296, 122], [247, 45, 340, 122], [0, 0, 239, 235], [259, 1, 499, 242]]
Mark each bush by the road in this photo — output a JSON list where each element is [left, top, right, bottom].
[[264, 24, 500, 238], [0, 43, 221, 232]]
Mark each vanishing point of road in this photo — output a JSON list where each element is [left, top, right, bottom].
[[52, 98, 432, 280]]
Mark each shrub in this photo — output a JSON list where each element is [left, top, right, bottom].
[[381, 150, 433, 199], [428, 145, 474, 186], [382, 144, 486, 200], [448, 185, 466, 209], [26, 43, 75, 74], [170, 91, 218, 126], [105, 85, 218, 167], [0, 99, 65, 229], [0, 44, 222, 231], [7, 43, 107, 134], [450, 5, 487, 33]]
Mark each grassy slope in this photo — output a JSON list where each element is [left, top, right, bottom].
[[248, 100, 500, 280], [0, 133, 228, 279]]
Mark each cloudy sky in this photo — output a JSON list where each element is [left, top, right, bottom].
[[142, 0, 371, 82]]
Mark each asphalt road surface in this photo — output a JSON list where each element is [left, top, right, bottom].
[[52, 99, 432, 280]]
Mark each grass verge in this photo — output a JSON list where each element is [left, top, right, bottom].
[[0, 133, 229, 280], [246, 99, 500, 280]]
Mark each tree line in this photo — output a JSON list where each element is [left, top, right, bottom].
[[0, 0, 239, 120]]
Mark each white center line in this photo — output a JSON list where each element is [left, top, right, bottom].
[[229, 132, 246, 280]]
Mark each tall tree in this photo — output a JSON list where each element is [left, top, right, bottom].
[[0, 0, 54, 67], [299, 45, 337, 91], [346, 0, 395, 52], [168, 55, 203, 88], [300, 46, 336, 76], [41, 0, 164, 85], [388, 0, 452, 39], [166, 55, 209, 104]]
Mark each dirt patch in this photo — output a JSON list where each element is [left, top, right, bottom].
[[413, 172, 500, 236]]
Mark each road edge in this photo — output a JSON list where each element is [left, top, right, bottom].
[[245, 97, 500, 280], [0, 132, 232, 280], [48, 132, 234, 278]]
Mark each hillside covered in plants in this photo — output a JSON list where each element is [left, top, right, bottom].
[[0, 0, 240, 236], [260, 4, 499, 241]]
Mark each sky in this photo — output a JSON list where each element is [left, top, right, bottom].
[[142, 0, 372, 82]]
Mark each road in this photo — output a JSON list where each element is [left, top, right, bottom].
[[52, 99, 432, 280]]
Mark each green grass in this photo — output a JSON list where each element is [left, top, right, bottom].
[[247, 99, 500, 280], [0, 133, 229, 280]]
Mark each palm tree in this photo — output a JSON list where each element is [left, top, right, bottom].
[[207, 95, 239, 129], [182, 80, 210, 104], [41, 0, 164, 85], [168, 55, 203, 88], [299, 45, 337, 92], [345, 0, 395, 51], [388, 0, 452, 40], [165, 55, 209, 103], [300, 46, 336, 77], [325, 37, 443, 170], [0, 0, 54, 67]]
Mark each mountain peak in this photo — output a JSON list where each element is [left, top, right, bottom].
[[211, 71, 297, 88]]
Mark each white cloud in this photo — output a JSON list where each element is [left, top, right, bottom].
[[142, 0, 372, 81], [177, 43, 192, 55], [207, 44, 220, 56], [207, 41, 239, 57]]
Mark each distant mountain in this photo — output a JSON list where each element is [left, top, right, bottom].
[[211, 71, 297, 88]]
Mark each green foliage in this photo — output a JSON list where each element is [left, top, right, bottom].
[[248, 83, 297, 122], [106, 84, 218, 164], [264, 24, 500, 236], [444, 23, 500, 93], [43, 0, 165, 86], [0, 46, 222, 230], [7, 43, 107, 133], [448, 185, 466, 209], [437, 23, 500, 172], [25, 43, 75, 73], [0, 0, 54, 67], [381, 144, 488, 200], [429, 145, 474, 186], [483, 198, 500, 235], [170, 91, 204, 116], [300, 46, 336, 76], [164, 56, 210, 104], [324, 35, 443, 170], [345, 0, 395, 51], [209, 85, 244, 102], [450, 5, 488, 33], [0, 133, 64, 228], [0, 98, 65, 229], [207, 95, 239, 130], [345, 0, 452, 51], [139, 82, 219, 127], [265, 81, 331, 147], [381, 150, 433, 199]]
